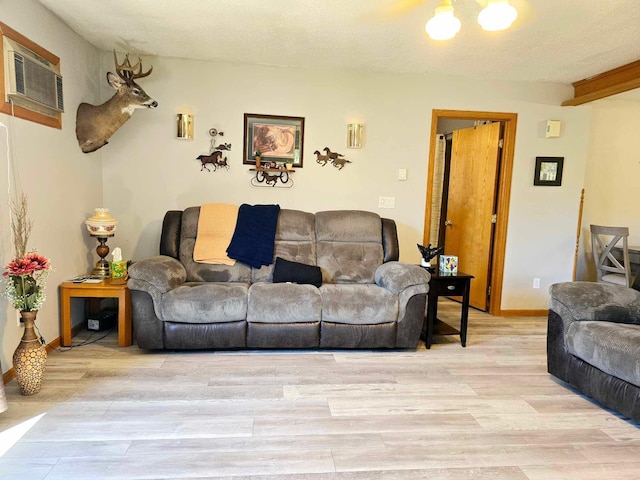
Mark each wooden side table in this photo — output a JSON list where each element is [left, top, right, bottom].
[[59, 278, 131, 347], [423, 270, 474, 349]]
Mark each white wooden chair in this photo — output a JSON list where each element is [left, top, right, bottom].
[[590, 224, 632, 287]]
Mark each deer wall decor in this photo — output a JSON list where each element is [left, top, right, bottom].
[[76, 51, 158, 153]]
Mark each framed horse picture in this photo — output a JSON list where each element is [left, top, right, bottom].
[[243, 114, 305, 167]]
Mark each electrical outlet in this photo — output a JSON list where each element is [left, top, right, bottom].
[[378, 196, 395, 208], [533, 277, 541, 289]]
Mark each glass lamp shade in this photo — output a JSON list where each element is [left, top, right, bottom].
[[347, 123, 364, 149], [177, 113, 194, 139], [478, 0, 518, 31], [85, 208, 117, 237], [425, 2, 461, 40]]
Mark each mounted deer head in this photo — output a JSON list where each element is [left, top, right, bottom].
[[76, 51, 158, 153]]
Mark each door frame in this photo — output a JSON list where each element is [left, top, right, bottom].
[[423, 109, 518, 316]]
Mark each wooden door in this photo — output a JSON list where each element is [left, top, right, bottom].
[[444, 122, 501, 311]]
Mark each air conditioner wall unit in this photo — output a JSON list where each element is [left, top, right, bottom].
[[3, 36, 64, 117]]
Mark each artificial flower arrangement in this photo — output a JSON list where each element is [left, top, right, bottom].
[[3, 252, 51, 312], [3, 193, 52, 313]]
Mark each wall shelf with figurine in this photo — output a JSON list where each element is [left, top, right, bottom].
[[249, 163, 295, 188]]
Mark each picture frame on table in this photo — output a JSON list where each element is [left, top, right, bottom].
[[243, 114, 305, 167], [534, 156, 564, 186]]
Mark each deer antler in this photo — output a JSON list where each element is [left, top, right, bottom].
[[113, 50, 153, 81]]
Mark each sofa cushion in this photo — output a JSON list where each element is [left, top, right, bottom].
[[252, 209, 317, 283], [160, 282, 248, 323], [247, 283, 321, 324], [272, 257, 322, 287], [316, 210, 383, 284], [566, 320, 640, 388], [320, 284, 397, 325], [180, 206, 252, 283]]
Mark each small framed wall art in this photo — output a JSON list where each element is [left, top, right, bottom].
[[243, 114, 305, 167], [534, 156, 564, 186]]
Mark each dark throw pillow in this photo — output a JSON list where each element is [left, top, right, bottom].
[[272, 257, 322, 288]]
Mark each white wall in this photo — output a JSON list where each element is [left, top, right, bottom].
[[577, 96, 640, 281], [0, 0, 103, 374], [501, 104, 591, 308], [101, 55, 593, 311], [0, 5, 605, 378]]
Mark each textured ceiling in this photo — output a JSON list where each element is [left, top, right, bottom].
[[37, 0, 640, 84]]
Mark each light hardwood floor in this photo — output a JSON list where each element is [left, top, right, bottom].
[[1, 300, 639, 479]]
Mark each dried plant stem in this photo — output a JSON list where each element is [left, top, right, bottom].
[[10, 193, 32, 259]]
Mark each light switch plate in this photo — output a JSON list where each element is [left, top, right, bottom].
[[398, 168, 407, 181], [378, 196, 395, 208]]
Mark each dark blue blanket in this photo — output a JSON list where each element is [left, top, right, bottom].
[[226, 204, 280, 268]]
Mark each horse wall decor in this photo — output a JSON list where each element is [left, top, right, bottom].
[[196, 128, 231, 172], [196, 151, 229, 172], [314, 147, 353, 170]]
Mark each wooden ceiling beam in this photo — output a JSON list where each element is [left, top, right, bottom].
[[562, 59, 640, 106]]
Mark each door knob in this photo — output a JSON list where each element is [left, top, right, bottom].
[[444, 220, 453, 226]]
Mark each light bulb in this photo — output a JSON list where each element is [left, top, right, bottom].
[[478, 0, 518, 32], [425, 2, 461, 41]]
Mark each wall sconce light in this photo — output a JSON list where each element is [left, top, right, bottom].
[[347, 123, 364, 149], [177, 113, 194, 139]]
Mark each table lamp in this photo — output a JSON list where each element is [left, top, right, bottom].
[[85, 208, 118, 278]]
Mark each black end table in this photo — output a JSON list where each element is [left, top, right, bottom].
[[422, 270, 474, 349]]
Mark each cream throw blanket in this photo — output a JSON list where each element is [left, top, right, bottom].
[[193, 203, 239, 265]]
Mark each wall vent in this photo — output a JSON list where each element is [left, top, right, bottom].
[[3, 36, 64, 117]]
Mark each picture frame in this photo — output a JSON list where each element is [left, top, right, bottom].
[[534, 156, 564, 186], [243, 114, 305, 167]]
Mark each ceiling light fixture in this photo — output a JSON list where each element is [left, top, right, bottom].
[[478, 0, 518, 31], [425, 0, 461, 41], [425, 0, 518, 41]]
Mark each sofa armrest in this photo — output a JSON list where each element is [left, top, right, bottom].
[[127, 255, 187, 296], [549, 281, 640, 326], [375, 261, 430, 294]]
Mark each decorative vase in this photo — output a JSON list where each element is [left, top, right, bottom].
[[255, 156, 261, 168], [12, 311, 47, 396], [0, 359, 7, 413]]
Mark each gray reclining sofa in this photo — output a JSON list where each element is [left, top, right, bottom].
[[128, 207, 431, 350], [548, 281, 640, 422]]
